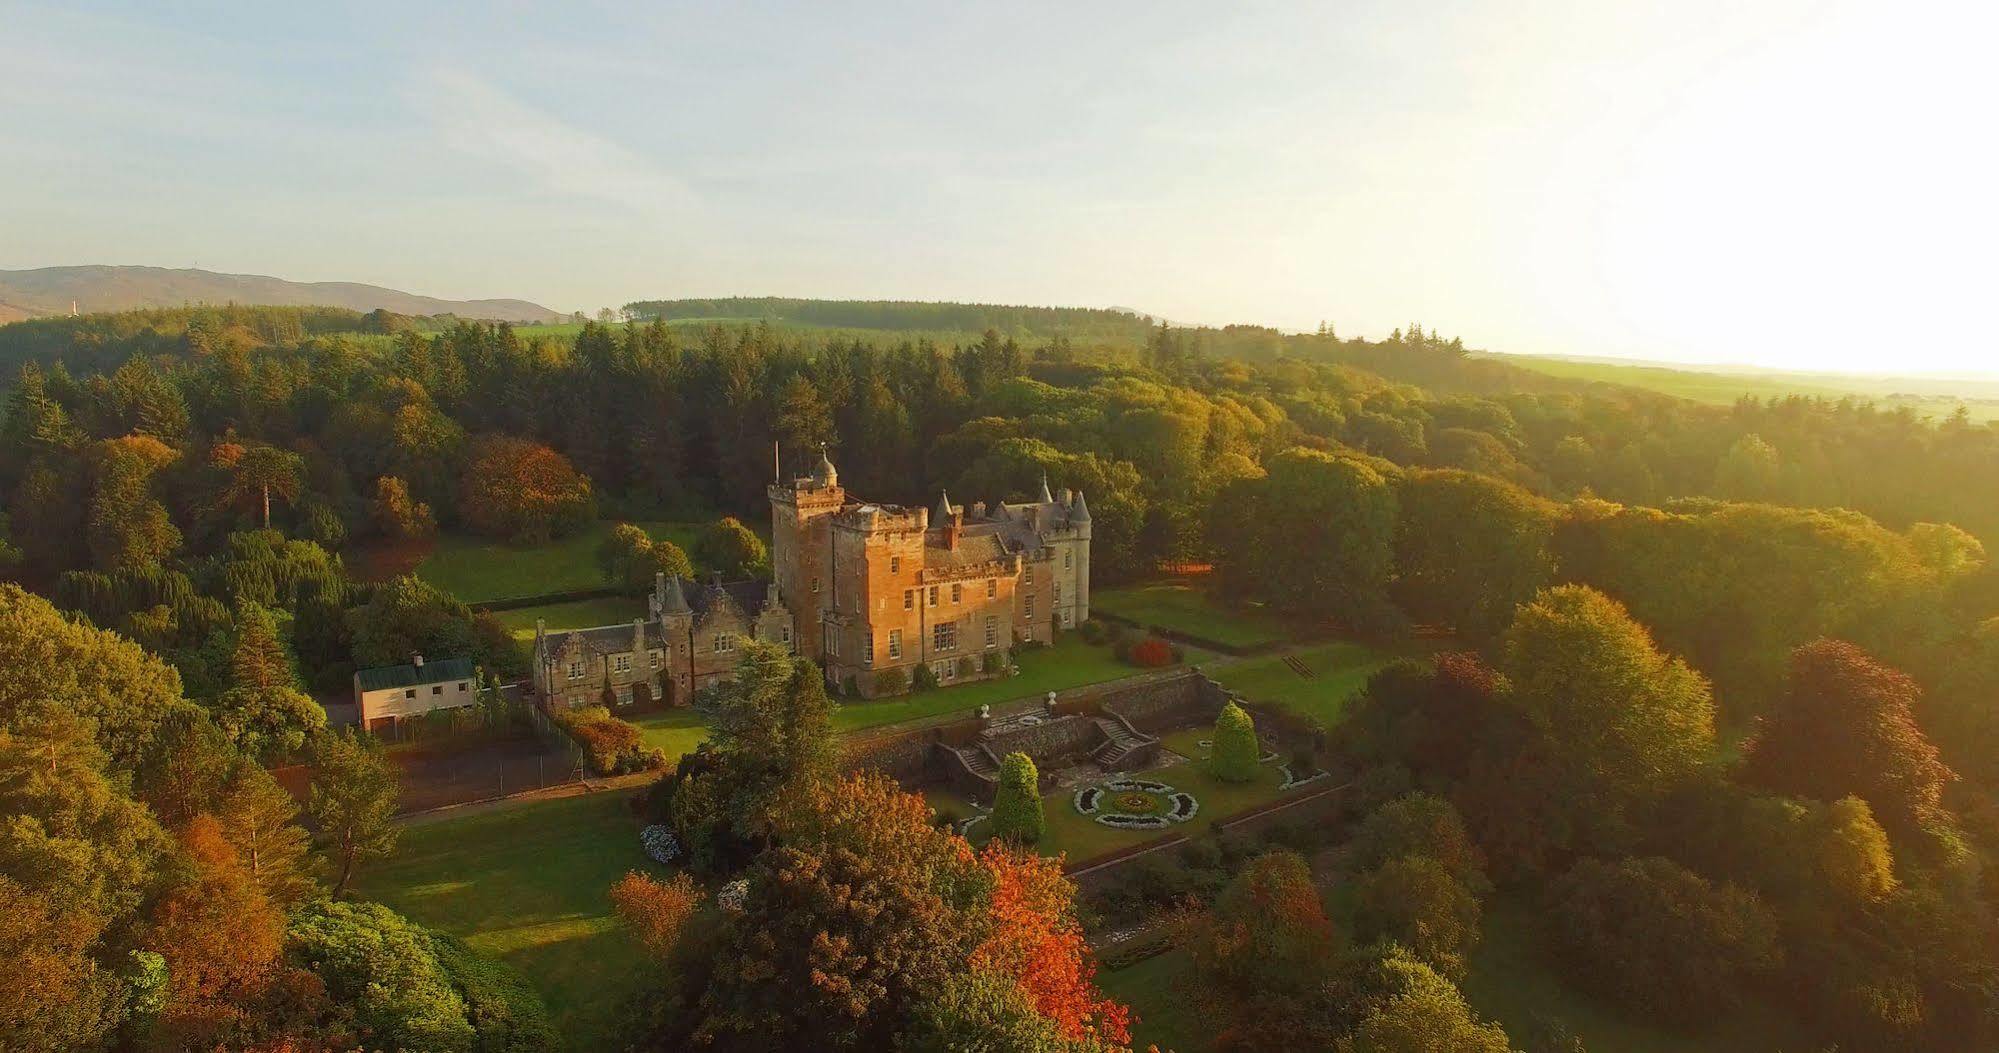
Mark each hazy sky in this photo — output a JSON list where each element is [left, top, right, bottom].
[[4, 1, 1993, 373]]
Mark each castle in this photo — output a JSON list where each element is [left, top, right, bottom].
[[532, 449, 1091, 707], [770, 450, 1091, 697]]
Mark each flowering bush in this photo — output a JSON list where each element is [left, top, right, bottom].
[[1127, 637, 1176, 668], [641, 824, 681, 864], [716, 879, 749, 914], [550, 705, 664, 775]]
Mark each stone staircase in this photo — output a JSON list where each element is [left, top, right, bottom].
[[1090, 716, 1155, 770]]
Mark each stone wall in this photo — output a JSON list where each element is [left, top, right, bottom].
[[983, 713, 1102, 766], [1099, 668, 1228, 735]]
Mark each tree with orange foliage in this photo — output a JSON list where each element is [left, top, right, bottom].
[[973, 843, 1132, 1046], [460, 434, 594, 544], [611, 871, 704, 962], [1180, 849, 1343, 1052], [141, 814, 289, 1048]]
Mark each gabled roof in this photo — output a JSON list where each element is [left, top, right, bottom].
[[355, 657, 477, 692]]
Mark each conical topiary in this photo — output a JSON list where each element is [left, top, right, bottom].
[[990, 752, 1045, 843], [1212, 701, 1260, 783]]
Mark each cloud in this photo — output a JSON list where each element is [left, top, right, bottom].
[[418, 67, 696, 222]]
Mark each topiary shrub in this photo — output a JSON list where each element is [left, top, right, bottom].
[[1211, 701, 1260, 783], [871, 668, 908, 696], [990, 752, 1045, 843], [914, 664, 939, 691]]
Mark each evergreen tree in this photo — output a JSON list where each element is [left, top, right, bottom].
[[308, 728, 400, 896], [991, 752, 1045, 843], [1211, 701, 1260, 783]]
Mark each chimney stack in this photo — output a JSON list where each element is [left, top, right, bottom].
[[412, 653, 424, 670]]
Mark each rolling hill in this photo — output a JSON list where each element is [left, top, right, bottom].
[[0, 265, 562, 323]]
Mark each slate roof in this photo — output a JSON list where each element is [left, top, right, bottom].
[[354, 656, 477, 692], [926, 527, 1013, 570]]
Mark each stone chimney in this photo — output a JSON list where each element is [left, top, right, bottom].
[[971, 500, 987, 520], [412, 653, 424, 671]]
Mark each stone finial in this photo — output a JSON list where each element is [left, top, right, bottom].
[[1037, 473, 1054, 503]]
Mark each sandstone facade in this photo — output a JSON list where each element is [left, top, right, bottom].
[[531, 573, 795, 710]]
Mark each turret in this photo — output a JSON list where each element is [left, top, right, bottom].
[[814, 445, 838, 487], [1037, 473, 1054, 503], [1071, 490, 1091, 523]]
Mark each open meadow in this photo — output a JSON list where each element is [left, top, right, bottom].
[[1091, 580, 1293, 650], [412, 520, 705, 604], [356, 791, 659, 1050]]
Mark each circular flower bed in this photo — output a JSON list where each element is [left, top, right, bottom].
[[1073, 777, 1200, 828]]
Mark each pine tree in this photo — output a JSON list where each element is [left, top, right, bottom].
[[308, 728, 399, 896], [1212, 701, 1260, 783], [229, 602, 298, 692], [990, 753, 1044, 843]]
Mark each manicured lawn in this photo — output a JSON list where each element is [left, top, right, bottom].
[[1463, 895, 1809, 1053], [1206, 640, 1410, 727], [1100, 949, 1201, 1053], [355, 792, 659, 1050], [417, 520, 706, 604], [493, 596, 648, 641], [831, 636, 1152, 733], [1031, 750, 1294, 863], [1092, 581, 1292, 650], [633, 709, 709, 766]]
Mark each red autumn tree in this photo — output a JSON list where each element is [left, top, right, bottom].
[[460, 434, 594, 544], [1180, 849, 1342, 1052], [972, 842, 1132, 1046], [611, 870, 704, 962], [1744, 639, 1954, 851], [142, 814, 289, 1046]]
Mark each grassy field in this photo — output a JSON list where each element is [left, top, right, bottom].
[[356, 792, 658, 1050], [830, 635, 1154, 733], [416, 520, 704, 604], [633, 708, 709, 766], [1462, 895, 1809, 1053], [492, 596, 647, 641], [1207, 640, 1409, 726], [1496, 353, 1999, 421], [1091, 581, 1291, 650], [1100, 949, 1201, 1053]]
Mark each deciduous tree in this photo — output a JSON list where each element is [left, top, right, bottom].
[[307, 728, 399, 897]]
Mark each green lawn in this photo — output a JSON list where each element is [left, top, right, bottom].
[[355, 792, 659, 1050], [1462, 895, 1810, 1053], [634, 708, 709, 766], [1207, 640, 1409, 727], [1030, 750, 1295, 863], [1100, 949, 1201, 1053], [831, 636, 1151, 733], [492, 596, 648, 641], [1092, 581, 1292, 650], [418, 520, 705, 604]]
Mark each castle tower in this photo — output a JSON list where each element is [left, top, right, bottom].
[[769, 446, 845, 659]]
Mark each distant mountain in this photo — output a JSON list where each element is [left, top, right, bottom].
[[0, 265, 562, 324]]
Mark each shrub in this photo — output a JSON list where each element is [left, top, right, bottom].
[[1127, 637, 1175, 668], [1211, 701, 1260, 783], [840, 674, 859, 698], [990, 752, 1044, 843], [431, 932, 561, 1053], [955, 656, 975, 679], [981, 651, 1003, 674], [640, 824, 681, 864], [1078, 619, 1108, 644], [1347, 792, 1487, 891], [1350, 855, 1482, 979], [550, 705, 660, 776], [871, 668, 908, 696], [1546, 856, 1782, 1022], [914, 664, 939, 691]]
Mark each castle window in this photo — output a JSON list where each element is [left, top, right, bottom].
[[827, 632, 839, 657], [614, 655, 631, 674], [951, 583, 961, 604], [650, 650, 662, 669], [985, 617, 997, 648], [1061, 610, 1073, 627], [986, 578, 996, 598], [890, 555, 900, 574], [811, 577, 821, 593], [928, 586, 938, 606], [864, 632, 874, 667], [904, 589, 913, 610], [1064, 550, 1072, 569], [933, 622, 956, 651], [1024, 565, 1033, 585], [567, 661, 584, 680], [888, 628, 903, 660], [1025, 595, 1035, 619], [713, 634, 736, 654], [1053, 581, 1060, 601]]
